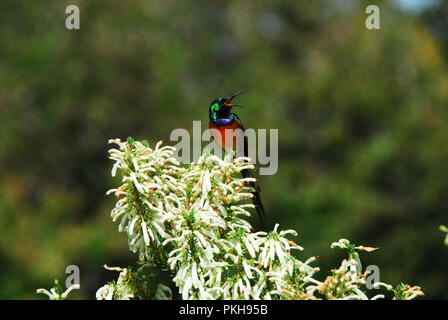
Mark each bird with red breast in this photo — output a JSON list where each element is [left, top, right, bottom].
[[208, 92, 267, 224]]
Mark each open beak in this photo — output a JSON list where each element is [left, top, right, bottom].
[[225, 91, 244, 107]]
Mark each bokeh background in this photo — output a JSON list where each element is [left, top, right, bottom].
[[1, 0, 447, 299]]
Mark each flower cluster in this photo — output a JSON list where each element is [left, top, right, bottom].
[[37, 138, 425, 300], [103, 138, 314, 299], [305, 239, 423, 300], [36, 279, 80, 300], [95, 264, 172, 300]]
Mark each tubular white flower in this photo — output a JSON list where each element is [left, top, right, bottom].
[[141, 220, 150, 246]]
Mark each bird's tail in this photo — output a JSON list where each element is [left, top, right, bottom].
[[241, 168, 267, 225]]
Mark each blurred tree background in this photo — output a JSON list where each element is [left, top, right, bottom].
[[0, 0, 447, 299]]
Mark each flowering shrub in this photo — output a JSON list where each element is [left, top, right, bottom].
[[37, 138, 424, 300]]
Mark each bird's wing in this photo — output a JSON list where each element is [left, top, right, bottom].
[[232, 113, 248, 158], [232, 113, 245, 130]]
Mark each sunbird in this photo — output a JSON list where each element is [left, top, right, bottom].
[[208, 92, 267, 224]]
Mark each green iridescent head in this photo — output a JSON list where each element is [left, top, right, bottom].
[[209, 92, 244, 123]]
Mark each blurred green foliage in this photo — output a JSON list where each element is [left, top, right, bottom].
[[0, 0, 447, 299]]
